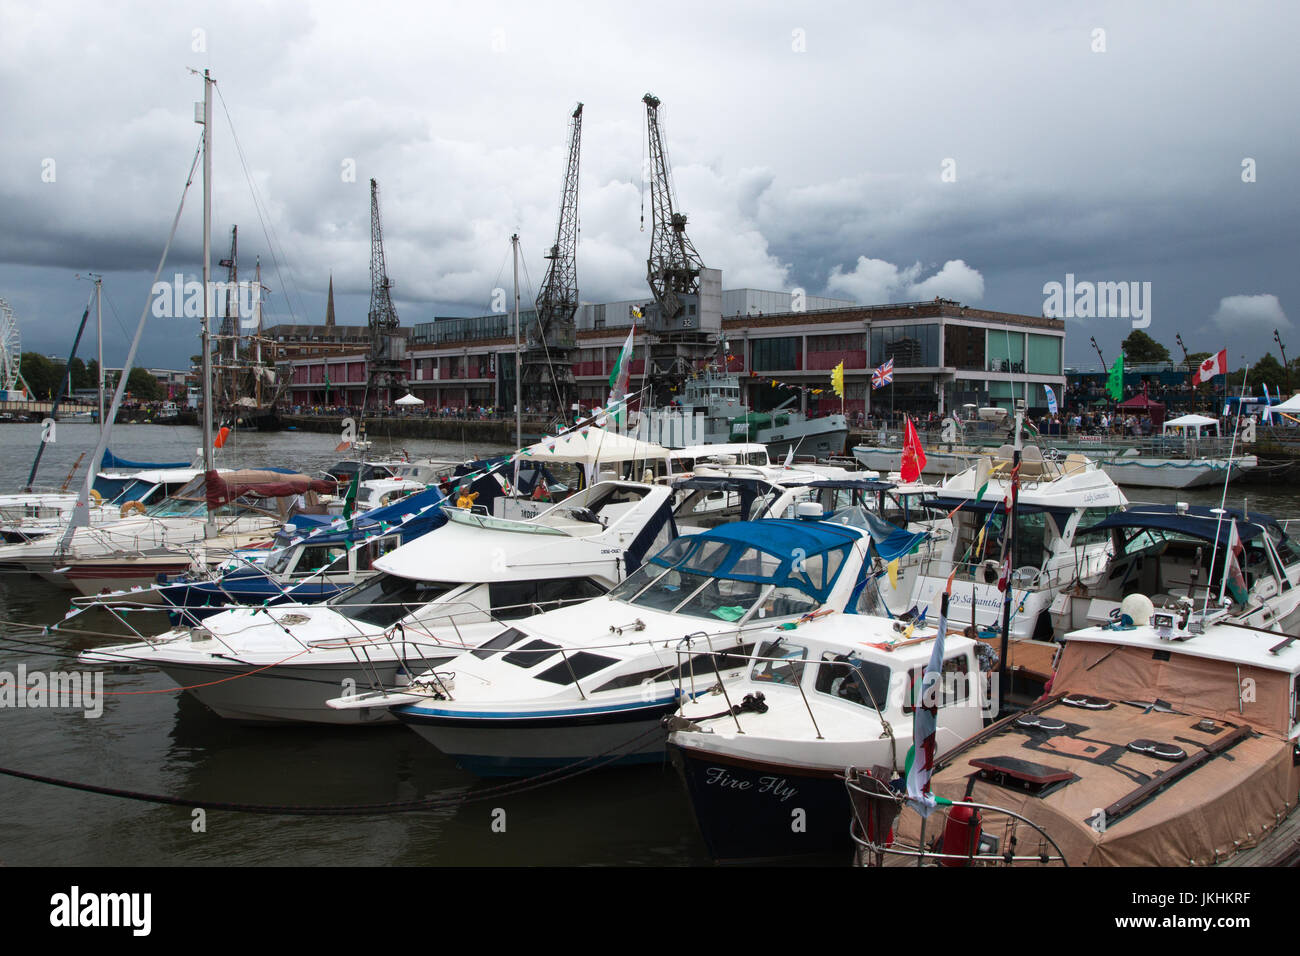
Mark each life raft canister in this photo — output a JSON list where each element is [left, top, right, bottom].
[[939, 799, 982, 866]]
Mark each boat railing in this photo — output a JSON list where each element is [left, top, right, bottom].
[[843, 766, 1069, 867]]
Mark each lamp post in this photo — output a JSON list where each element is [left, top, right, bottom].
[[1275, 328, 1291, 395]]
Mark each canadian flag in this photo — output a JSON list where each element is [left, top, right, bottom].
[[1193, 349, 1227, 386]]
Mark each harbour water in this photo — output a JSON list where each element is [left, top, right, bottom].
[[0, 423, 1294, 866], [0, 424, 703, 866]]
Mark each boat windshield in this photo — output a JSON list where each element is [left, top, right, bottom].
[[329, 572, 459, 626], [607, 527, 850, 621]]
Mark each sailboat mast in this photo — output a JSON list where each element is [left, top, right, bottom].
[[513, 232, 521, 450], [200, 68, 215, 535], [95, 274, 104, 427]]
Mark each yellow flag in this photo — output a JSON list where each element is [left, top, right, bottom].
[[887, 558, 900, 590], [831, 361, 845, 398]]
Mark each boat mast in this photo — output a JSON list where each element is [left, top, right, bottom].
[[998, 400, 1024, 708], [200, 68, 215, 536], [513, 232, 521, 450], [94, 274, 104, 427]]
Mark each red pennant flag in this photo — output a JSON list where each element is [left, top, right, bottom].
[[900, 415, 927, 483]]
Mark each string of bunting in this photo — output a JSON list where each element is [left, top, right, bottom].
[[745, 370, 828, 397]]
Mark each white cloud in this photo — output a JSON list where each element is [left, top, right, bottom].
[[1210, 294, 1289, 331], [824, 257, 985, 306]]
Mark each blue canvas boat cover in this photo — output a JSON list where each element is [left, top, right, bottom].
[[1079, 503, 1280, 548]]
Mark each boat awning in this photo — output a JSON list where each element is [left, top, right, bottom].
[[783, 478, 898, 493], [204, 469, 338, 509], [1078, 504, 1279, 547], [648, 519, 862, 603], [920, 496, 1074, 528]]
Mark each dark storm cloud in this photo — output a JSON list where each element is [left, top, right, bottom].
[[0, 0, 1296, 373]]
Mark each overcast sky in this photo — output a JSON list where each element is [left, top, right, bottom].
[[1, 0, 1296, 374]]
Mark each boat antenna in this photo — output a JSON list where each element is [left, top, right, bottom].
[[1202, 356, 1249, 620]]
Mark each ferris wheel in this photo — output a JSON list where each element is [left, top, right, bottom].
[[0, 297, 29, 398]]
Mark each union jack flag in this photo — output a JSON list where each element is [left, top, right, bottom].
[[871, 357, 894, 389]]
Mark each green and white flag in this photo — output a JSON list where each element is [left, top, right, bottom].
[[606, 325, 636, 426], [1106, 353, 1124, 401], [974, 457, 991, 502]]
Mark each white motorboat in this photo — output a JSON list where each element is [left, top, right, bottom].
[[1050, 503, 1300, 636], [78, 480, 678, 725], [0, 467, 199, 544], [336, 516, 901, 776], [668, 611, 989, 861], [897, 443, 1127, 643]]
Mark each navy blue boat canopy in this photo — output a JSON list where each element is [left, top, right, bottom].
[[1079, 504, 1280, 547], [646, 519, 862, 603], [102, 449, 191, 470]]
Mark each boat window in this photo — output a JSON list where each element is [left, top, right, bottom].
[[264, 547, 296, 576], [331, 573, 459, 626], [815, 654, 892, 710], [1120, 528, 1163, 556], [501, 639, 561, 668], [357, 535, 402, 571], [591, 645, 752, 692], [489, 577, 605, 620], [750, 640, 807, 685], [295, 544, 348, 574], [91, 476, 137, 503], [756, 585, 819, 619], [629, 569, 712, 612], [606, 560, 671, 603], [853, 571, 886, 616], [534, 651, 618, 685], [675, 575, 766, 621], [902, 654, 972, 713], [1271, 527, 1300, 566], [471, 627, 529, 660]]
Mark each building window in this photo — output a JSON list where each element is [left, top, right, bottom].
[[1027, 333, 1062, 375], [986, 331, 1025, 373], [871, 324, 938, 368], [751, 336, 801, 372]]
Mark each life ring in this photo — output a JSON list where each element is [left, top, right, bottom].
[[89, 489, 102, 505], [120, 500, 147, 518]]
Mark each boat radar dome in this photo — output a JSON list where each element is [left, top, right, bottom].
[[796, 501, 824, 520], [1119, 593, 1154, 627], [978, 407, 1008, 422]]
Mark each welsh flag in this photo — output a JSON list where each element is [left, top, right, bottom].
[[904, 572, 956, 817], [973, 457, 991, 502], [1224, 518, 1249, 604], [606, 325, 636, 426]]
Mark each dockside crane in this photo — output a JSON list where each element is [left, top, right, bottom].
[[641, 92, 717, 401], [366, 178, 407, 408], [522, 103, 583, 419]]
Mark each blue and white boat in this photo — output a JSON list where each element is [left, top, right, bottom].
[[338, 516, 916, 775]]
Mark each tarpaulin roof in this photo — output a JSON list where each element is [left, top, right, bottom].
[[522, 428, 670, 466], [204, 469, 338, 509]]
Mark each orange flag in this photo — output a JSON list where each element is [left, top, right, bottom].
[[900, 415, 927, 483]]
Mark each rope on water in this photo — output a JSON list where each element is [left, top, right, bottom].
[[0, 724, 666, 816]]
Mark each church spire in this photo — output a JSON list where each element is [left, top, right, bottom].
[[325, 274, 336, 328]]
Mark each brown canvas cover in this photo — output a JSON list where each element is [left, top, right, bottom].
[[1052, 640, 1293, 738], [204, 469, 338, 510], [900, 701, 1300, 866]]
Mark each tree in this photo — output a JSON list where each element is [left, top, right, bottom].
[[1121, 330, 1170, 364], [1249, 352, 1288, 393], [19, 352, 57, 399], [85, 359, 100, 392], [67, 357, 91, 391], [125, 367, 164, 402]]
